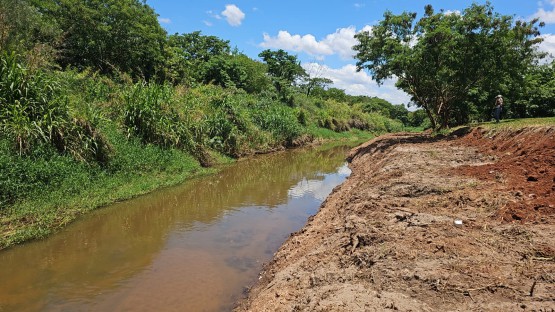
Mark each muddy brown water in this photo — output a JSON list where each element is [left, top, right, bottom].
[[0, 144, 353, 312]]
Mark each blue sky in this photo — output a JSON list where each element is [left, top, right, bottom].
[[149, 0, 555, 106]]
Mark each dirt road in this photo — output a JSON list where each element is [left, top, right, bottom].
[[235, 127, 555, 311]]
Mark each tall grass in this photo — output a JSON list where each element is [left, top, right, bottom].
[[121, 82, 214, 166], [0, 52, 110, 163], [251, 97, 304, 146]]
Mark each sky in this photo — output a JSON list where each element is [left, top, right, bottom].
[[149, 0, 555, 106]]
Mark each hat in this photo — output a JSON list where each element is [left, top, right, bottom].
[[496, 94, 503, 98]]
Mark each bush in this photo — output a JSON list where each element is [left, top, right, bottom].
[[0, 138, 92, 206]]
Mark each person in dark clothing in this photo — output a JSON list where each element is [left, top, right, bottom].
[[494, 94, 503, 123]]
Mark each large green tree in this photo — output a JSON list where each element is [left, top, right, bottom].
[[166, 31, 231, 85], [258, 49, 307, 96], [0, 0, 60, 67], [518, 61, 555, 117], [202, 53, 271, 93], [32, 0, 167, 80], [353, 2, 544, 129], [302, 77, 333, 97]]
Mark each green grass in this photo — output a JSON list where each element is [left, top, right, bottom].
[[0, 141, 217, 249], [433, 117, 554, 137], [474, 117, 555, 129]]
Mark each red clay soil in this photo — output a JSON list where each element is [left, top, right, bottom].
[[453, 127, 555, 224], [234, 126, 555, 312]]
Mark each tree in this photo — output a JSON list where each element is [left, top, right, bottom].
[[0, 0, 60, 67], [166, 31, 231, 85], [258, 49, 307, 96], [32, 0, 167, 80], [321, 87, 347, 102], [353, 2, 544, 129], [518, 61, 555, 117], [357, 97, 394, 116], [303, 77, 333, 97], [407, 109, 428, 127], [389, 104, 409, 125], [202, 53, 271, 93]]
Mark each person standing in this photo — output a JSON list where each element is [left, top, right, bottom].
[[494, 95, 503, 123]]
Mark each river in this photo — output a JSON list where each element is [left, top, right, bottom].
[[0, 144, 354, 311]]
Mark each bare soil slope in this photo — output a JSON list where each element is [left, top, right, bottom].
[[235, 127, 555, 312]]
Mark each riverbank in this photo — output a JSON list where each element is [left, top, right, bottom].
[[235, 122, 555, 311], [0, 130, 375, 250]]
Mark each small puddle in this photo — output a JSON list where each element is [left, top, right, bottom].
[[0, 144, 353, 311]]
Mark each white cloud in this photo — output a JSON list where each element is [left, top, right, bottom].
[[222, 4, 245, 27], [260, 26, 367, 60], [207, 10, 221, 20], [203, 20, 213, 27], [303, 63, 412, 106], [533, 0, 555, 23], [443, 10, 461, 16], [261, 31, 334, 59], [539, 33, 555, 60], [158, 17, 171, 24]]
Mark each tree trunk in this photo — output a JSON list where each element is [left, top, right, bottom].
[[423, 106, 437, 130]]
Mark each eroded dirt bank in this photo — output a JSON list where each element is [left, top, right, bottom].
[[235, 127, 555, 312]]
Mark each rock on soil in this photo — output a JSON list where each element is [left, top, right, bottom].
[[234, 127, 555, 312]]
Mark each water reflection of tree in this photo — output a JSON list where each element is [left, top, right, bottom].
[[176, 145, 352, 215]]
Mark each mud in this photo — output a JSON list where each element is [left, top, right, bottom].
[[235, 127, 555, 312]]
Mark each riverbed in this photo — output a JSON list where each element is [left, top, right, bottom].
[[0, 144, 353, 311]]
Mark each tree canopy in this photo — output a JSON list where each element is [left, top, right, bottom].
[[31, 0, 167, 80], [258, 49, 307, 97], [353, 2, 545, 129]]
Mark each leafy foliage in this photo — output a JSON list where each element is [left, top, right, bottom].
[[165, 31, 231, 85], [251, 99, 303, 146], [354, 2, 545, 129], [32, 0, 167, 80], [120, 82, 217, 165], [0, 0, 60, 58], [518, 61, 555, 117], [202, 53, 271, 93], [258, 49, 307, 100]]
